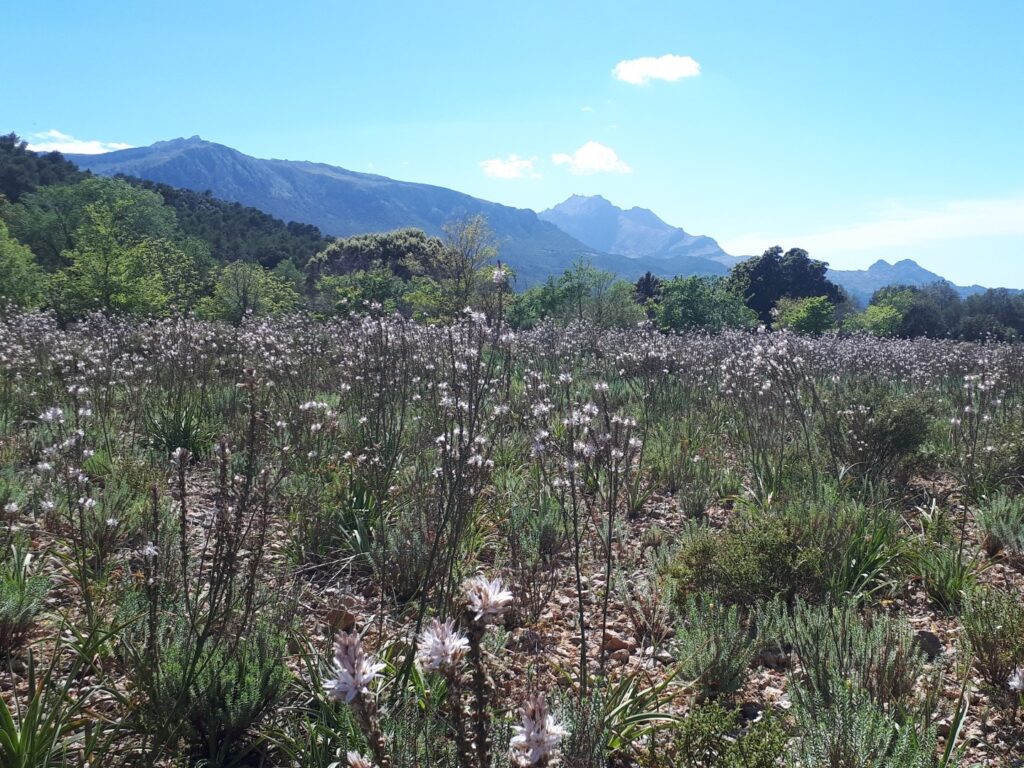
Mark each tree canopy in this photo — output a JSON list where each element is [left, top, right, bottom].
[[726, 246, 842, 326]]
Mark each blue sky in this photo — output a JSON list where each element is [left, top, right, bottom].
[[8, 1, 1024, 287]]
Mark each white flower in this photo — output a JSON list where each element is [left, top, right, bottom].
[[139, 542, 158, 558], [1009, 667, 1024, 693], [325, 630, 386, 704], [510, 692, 564, 767], [464, 576, 513, 624], [39, 406, 64, 423], [346, 752, 375, 768], [416, 618, 469, 673]]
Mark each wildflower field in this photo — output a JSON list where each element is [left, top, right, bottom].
[[1, 310, 1022, 767]]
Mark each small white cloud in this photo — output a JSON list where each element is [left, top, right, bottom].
[[612, 54, 701, 85], [480, 154, 541, 179], [581, 105, 594, 113], [552, 141, 631, 175], [26, 129, 134, 155]]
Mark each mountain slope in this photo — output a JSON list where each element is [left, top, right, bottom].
[[827, 259, 1010, 304], [68, 138, 612, 286], [539, 194, 735, 266], [69, 138, 738, 286]]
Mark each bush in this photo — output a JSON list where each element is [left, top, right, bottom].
[[671, 702, 786, 767], [146, 393, 215, 459], [792, 682, 936, 768], [823, 387, 931, 482], [675, 596, 756, 700], [136, 617, 290, 764], [671, 511, 824, 608], [776, 600, 925, 714], [904, 541, 978, 615], [961, 586, 1024, 689], [976, 492, 1024, 557], [0, 537, 49, 653]]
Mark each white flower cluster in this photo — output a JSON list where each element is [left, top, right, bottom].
[[325, 630, 386, 704], [416, 617, 469, 672], [509, 692, 564, 767], [464, 575, 513, 624]]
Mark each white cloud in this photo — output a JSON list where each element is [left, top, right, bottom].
[[612, 54, 700, 85], [479, 154, 541, 179], [721, 196, 1024, 257], [26, 129, 134, 155], [551, 141, 631, 175], [581, 105, 594, 113]]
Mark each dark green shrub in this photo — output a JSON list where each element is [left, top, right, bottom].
[[671, 702, 786, 767], [671, 511, 824, 607], [824, 387, 931, 482]]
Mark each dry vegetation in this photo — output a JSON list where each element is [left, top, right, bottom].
[[0, 309, 1022, 767]]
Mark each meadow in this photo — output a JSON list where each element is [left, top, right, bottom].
[[0, 309, 1022, 767]]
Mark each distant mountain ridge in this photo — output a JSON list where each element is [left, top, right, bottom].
[[69, 137, 1013, 297], [68, 138, 723, 286], [827, 259, 1012, 305], [539, 194, 734, 266]]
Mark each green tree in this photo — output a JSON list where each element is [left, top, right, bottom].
[[5, 177, 177, 270], [843, 303, 903, 336], [774, 295, 836, 334], [50, 200, 186, 317], [198, 261, 301, 323], [0, 133, 83, 203], [726, 246, 841, 326], [317, 265, 411, 317], [0, 220, 46, 309], [654, 276, 757, 332], [308, 228, 443, 283]]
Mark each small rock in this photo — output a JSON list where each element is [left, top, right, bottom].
[[739, 702, 762, 722], [610, 649, 630, 663], [326, 607, 357, 633], [603, 631, 634, 652], [915, 630, 942, 661], [507, 628, 543, 653]]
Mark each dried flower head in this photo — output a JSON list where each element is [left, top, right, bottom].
[[510, 692, 564, 767]]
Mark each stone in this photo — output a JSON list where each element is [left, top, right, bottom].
[[602, 631, 634, 652], [915, 630, 942, 661]]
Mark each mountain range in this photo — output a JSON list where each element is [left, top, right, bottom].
[[69, 137, 1006, 299]]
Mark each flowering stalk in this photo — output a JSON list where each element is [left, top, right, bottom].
[[326, 630, 391, 768], [463, 576, 513, 767], [417, 618, 475, 768]]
